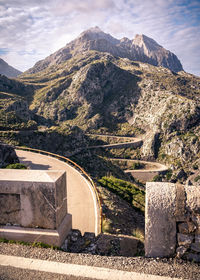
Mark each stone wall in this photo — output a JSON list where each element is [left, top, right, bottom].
[[145, 182, 200, 262], [0, 169, 72, 246]]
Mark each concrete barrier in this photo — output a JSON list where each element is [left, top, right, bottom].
[[0, 169, 72, 246]]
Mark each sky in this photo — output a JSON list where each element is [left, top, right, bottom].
[[0, 0, 200, 76]]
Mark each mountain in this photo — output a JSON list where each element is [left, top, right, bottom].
[[0, 58, 22, 78], [2, 27, 200, 184], [26, 27, 183, 74]]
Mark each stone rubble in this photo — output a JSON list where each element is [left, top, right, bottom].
[[176, 215, 200, 261], [61, 230, 143, 257]]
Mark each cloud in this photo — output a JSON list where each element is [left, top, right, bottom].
[[0, 0, 199, 76]]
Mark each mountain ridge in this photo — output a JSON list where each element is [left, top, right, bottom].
[[26, 27, 183, 74], [0, 58, 22, 78]]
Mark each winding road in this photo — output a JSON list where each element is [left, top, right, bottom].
[[87, 133, 168, 182], [87, 135, 143, 150], [109, 158, 167, 172], [16, 150, 100, 236]]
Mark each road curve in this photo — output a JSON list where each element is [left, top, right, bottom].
[[16, 150, 100, 236], [88, 139, 142, 149], [109, 158, 168, 173], [86, 133, 137, 140]]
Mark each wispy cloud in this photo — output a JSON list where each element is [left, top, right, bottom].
[[0, 0, 199, 76]]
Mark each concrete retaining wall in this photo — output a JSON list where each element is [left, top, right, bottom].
[[145, 182, 200, 262], [0, 169, 72, 246]]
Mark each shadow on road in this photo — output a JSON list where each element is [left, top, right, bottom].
[[18, 156, 51, 170]]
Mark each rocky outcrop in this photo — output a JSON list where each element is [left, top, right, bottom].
[[0, 142, 19, 167], [0, 58, 22, 78], [26, 27, 183, 74]]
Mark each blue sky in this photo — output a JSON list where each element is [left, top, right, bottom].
[[0, 0, 199, 76]]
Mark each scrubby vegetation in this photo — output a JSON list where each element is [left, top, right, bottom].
[[4, 163, 27, 169], [132, 161, 145, 170], [98, 176, 145, 212]]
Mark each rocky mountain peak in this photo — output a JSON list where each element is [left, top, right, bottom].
[[26, 27, 183, 74], [77, 26, 119, 45]]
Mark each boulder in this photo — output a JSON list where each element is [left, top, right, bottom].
[[0, 142, 19, 168]]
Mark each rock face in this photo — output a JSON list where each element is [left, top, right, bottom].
[[0, 58, 22, 78], [26, 26, 183, 74], [0, 142, 19, 167]]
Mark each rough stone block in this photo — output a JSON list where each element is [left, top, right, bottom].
[[191, 243, 200, 253], [145, 182, 177, 257], [195, 235, 200, 243], [176, 246, 187, 258], [192, 215, 200, 234], [178, 223, 189, 234], [188, 221, 196, 233], [186, 253, 200, 262], [177, 233, 193, 247], [185, 186, 200, 213]]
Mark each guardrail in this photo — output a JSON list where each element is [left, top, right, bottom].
[[16, 146, 102, 235]]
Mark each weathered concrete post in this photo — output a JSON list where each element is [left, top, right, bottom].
[[0, 169, 72, 246], [145, 182, 177, 257]]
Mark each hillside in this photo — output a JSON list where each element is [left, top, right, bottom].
[[0, 27, 199, 185], [0, 75, 36, 130], [0, 58, 22, 78]]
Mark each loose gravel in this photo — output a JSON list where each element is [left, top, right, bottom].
[[0, 243, 199, 279]]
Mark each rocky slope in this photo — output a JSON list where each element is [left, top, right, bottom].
[[26, 27, 183, 74], [0, 75, 36, 130], [0, 58, 22, 77]]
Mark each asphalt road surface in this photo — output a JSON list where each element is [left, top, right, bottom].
[[16, 150, 100, 235]]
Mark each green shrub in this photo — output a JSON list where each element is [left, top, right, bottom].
[[5, 163, 27, 169], [102, 218, 112, 233], [98, 176, 145, 212], [152, 174, 163, 182], [0, 238, 59, 250], [132, 161, 145, 170], [193, 164, 198, 170], [165, 169, 173, 180], [194, 175, 200, 182]]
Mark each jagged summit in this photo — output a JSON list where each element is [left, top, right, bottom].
[[26, 27, 183, 74], [0, 58, 22, 78], [77, 26, 119, 45], [133, 34, 161, 50]]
